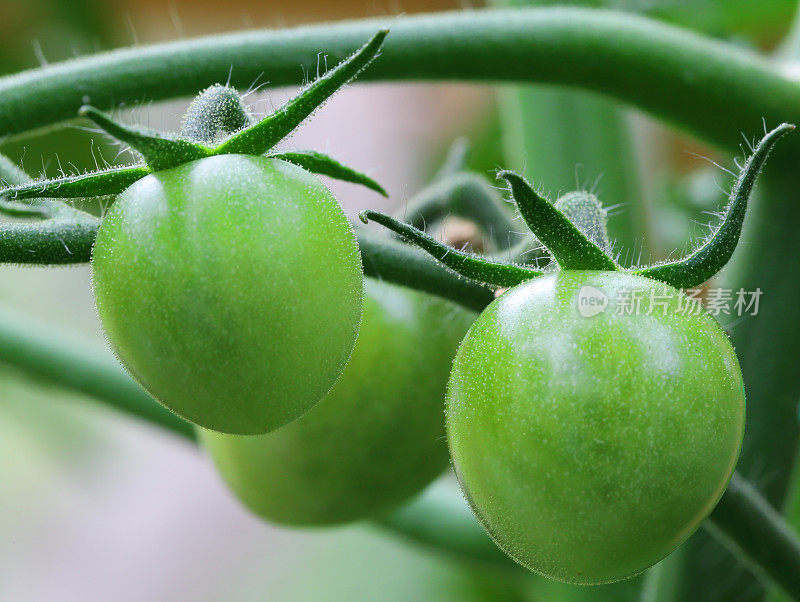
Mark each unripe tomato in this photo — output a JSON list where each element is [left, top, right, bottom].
[[199, 279, 474, 525], [446, 271, 744, 584], [92, 155, 363, 435]]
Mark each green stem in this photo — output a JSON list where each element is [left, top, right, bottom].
[[705, 473, 800, 601], [355, 228, 495, 312], [0, 201, 99, 265], [768, 443, 800, 602], [0, 307, 195, 440], [0, 153, 113, 265], [0, 8, 797, 156], [377, 478, 514, 568]]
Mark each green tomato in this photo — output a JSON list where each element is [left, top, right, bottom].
[[92, 154, 363, 435], [198, 279, 474, 525], [446, 271, 744, 584]]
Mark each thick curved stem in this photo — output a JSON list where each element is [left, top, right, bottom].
[[0, 202, 99, 265], [356, 228, 495, 312], [0, 308, 194, 439], [0, 9, 798, 157], [0, 153, 111, 264], [705, 474, 800, 601]]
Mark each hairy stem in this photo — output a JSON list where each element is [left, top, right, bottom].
[[705, 474, 800, 601], [0, 154, 113, 264], [0, 307, 195, 440], [0, 9, 798, 156]]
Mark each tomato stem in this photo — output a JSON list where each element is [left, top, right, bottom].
[[705, 473, 800, 601], [0, 156, 107, 264], [401, 172, 523, 252]]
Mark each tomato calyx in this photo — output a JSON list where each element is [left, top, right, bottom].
[[0, 30, 389, 207], [361, 123, 793, 290]]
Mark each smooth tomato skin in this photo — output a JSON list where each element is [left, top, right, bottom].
[[198, 279, 474, 525], [446, 271, 745, 584], [92, 155, 363, 435]]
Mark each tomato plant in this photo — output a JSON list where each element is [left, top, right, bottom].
[[199, 279, 474, 524], [2, 8, 800, 601]]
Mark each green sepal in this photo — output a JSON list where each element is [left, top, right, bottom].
[[0, 164, 151, 203], [498, 171, 618, 271], [268, 150, 387, 196], [359, 209, 541, 288], [80, 106, 213, 171], [635, 123, 794, 289], [215, 30, 388, 156]]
